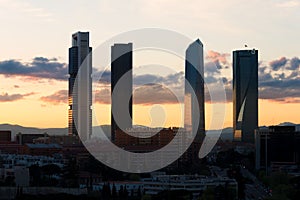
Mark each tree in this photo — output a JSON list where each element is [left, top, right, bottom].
[[4, 176, 15, 186], [41, 164, 61, 176], [112, 183, 117, 199], [119, 185, 124, 198], [62, 157, 78, 187], [29, 164, 41, 186], [102, 183, 112, 199], [137, 186, 142, 199], [123, 185, 128, 198]]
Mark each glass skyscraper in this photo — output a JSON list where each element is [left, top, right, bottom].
[[233, 49, 258, 143], [184, 39, 205, 143], [68, 32, 92, 141], [111, 43, 133, 142]]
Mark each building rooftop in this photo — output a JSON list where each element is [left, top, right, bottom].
[[25, 143, 62, 149]]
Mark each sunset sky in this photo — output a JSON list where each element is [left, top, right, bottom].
[[0, 0, 299, 129]]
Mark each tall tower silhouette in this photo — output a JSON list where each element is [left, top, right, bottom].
[[111, 43, 133, 142], [233, 49, 258, 143], [185, 39, 205, 143], [68, 32, 92, 141]]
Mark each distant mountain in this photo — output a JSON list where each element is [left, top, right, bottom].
[[0, 124, 67, 139], [0, 122, 299, 141], [206, 122, 300, 142], [278, 122, 300, 131]]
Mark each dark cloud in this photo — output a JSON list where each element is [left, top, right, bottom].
[[93, 69, 111, 84], [259, 66, 267, 74], [259, 56, 300, 102], [204, 62, 221, 75], [222, 77, 229, 85], [40, 90, 68, 105], [259, 86, 300, 102], [260, 79, 300, 90], [204, 75, 218, 84], [259, 71, 273, 82], [269, 57, 287, 71], [0, 57, 68, 80], [288, 57, 300, 70], [133, 74, 162, 85], [133, 72, 184, 87], [0, 92, 35, 102]]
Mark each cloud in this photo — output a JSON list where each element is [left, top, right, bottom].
[[204, 54, 300, 103], [0, 57, 68, 80], [0, 92, 35, 102], [206, 50, 230, 65], [40, 90, 68, 105], [133, 84, 181, 105], [92, 54, 300, 105], [95, 83, 183, 105], [288, 57, 300, 70], [288, 71, 299, 79], [205, 50, 230, 72], [276, 0, 300, 8], [93, 69, 111, 84], [259, 85, 300, 103], [259, 56, 300, 102], [269, 57, 287, 71], [204, 62, 222, 75], [28, 52, 298, 105], [260, 79, 300, 90], [94, 88, 111, 104], [133, 72, 184, 87]]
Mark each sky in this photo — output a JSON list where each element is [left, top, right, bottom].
[[0, 0, 299, 129]]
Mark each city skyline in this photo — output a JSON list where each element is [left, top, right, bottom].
[[0, 1, 299, 199], [0, 0, 298, 129]]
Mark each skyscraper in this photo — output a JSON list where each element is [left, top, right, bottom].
[[184, 39, 205, 143], [233, 49, 258, 143], [111, 43, 133, 142], [68, 32, 92, 141]]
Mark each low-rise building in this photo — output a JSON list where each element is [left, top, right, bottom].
[[23, 143, 62, 156], [142, 174, 237, 199], [255, 126, 300, 174], [0, 131, 11, 142], [0, 154, 64, 168]]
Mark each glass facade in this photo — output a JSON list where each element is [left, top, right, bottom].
[[233, 49, 258, 143]]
